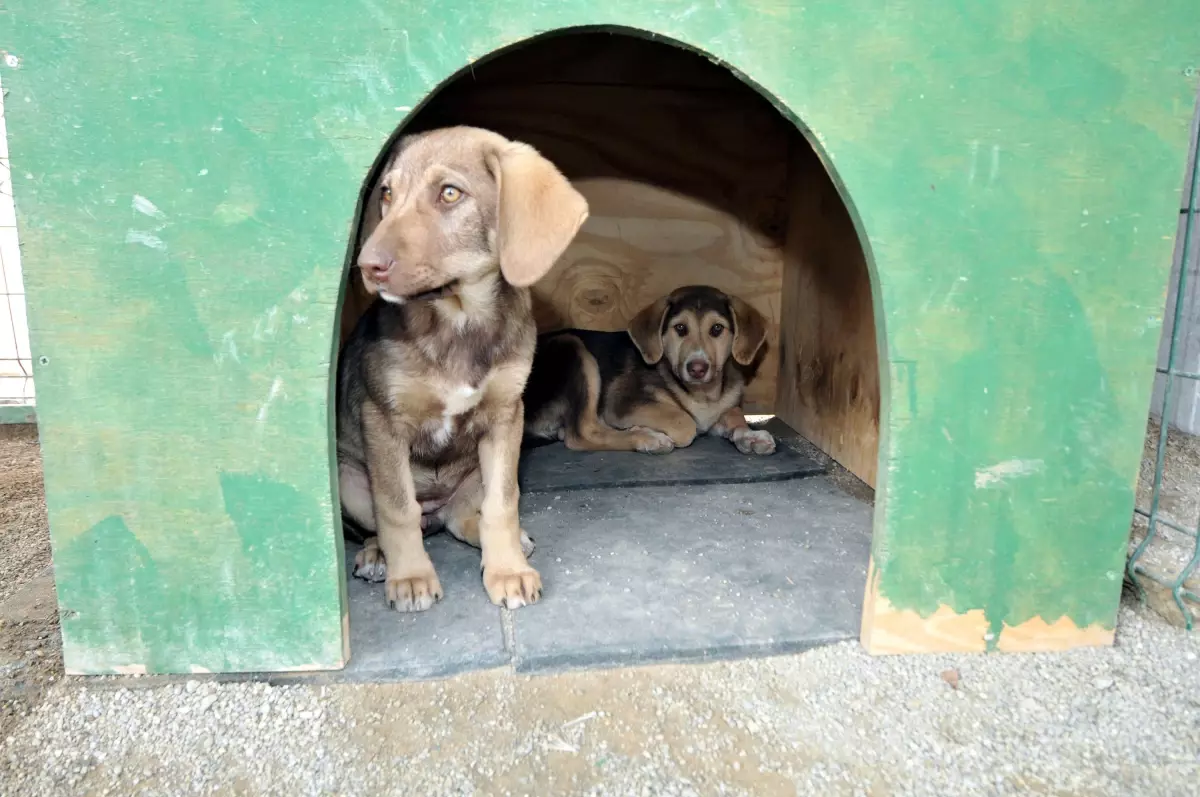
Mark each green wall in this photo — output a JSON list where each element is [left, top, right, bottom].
[[3, 0, 1197, 671]]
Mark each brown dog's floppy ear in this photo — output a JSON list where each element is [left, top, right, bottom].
[[627, 296, 671, 365], [730, 295, 769, 366], [488, 142, 589, 288]]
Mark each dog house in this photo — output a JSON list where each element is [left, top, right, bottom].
[[3, 3, 1197, 675]]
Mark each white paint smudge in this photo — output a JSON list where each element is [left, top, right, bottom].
[[974, 459, 1045, 489], [252, 305, 280, 341], [131, 194, 165, 219], [359, 0, 397, 28], [988, 144, 1000, 185], [400, 29, 435, 87], [213, 331, 240, 365], [967, 140, 980, 185], [257, 377, 284, 423], [124, 230, 167, 250]]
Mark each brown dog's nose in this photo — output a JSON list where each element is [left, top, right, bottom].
[[686, 359, 709, 380], [359, 258, 393, 284]]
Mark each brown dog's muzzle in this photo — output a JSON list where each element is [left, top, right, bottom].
[[357, 216, 443, 299], [357, 248, 394, 289]]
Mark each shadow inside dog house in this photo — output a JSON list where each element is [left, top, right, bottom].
[[333, 29, 882, 679]]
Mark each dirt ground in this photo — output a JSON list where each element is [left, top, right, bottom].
[[0, 424, 57, 740]]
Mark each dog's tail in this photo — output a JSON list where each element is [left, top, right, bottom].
[[521, 434, 559, 451]]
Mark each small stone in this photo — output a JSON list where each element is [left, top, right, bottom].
[[199, 695, 218, 712], [185, 680, 199, 693], [1093, 677, 1114, 691]]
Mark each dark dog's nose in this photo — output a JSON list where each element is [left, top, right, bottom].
[[686, 360, 709, 380]]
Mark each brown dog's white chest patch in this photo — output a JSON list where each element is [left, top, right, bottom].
[[421, 383, 484, 450]]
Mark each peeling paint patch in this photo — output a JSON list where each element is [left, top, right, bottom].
[[974, 458, 1044, 489], [131, 194, 165, 219], [997, 615, 1114, 652], [110, 664, 149, 675], [124, 230, 166, 250]]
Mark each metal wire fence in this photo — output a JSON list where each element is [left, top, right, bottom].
[[0, 76, 35, 409], [1127, 95, 1200, 629]]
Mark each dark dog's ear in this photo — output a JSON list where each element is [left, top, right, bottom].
[[627, 296, 671, 365], [730, 295, 769, 366], [488, 142, 589, 288]]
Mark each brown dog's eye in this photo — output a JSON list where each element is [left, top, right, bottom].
[[710, 323, 724, 337], [439, 185, 463, 204], [673, 323, 688, 336]]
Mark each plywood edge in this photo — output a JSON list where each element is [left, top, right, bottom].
[[860, 560, 989, 655], [861, 557, 1117, 655]]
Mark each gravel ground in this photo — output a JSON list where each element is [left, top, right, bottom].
[[3, 420, 1200, 796], [1, 599, 1198, 797]]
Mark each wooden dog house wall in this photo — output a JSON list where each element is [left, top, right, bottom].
[[4, 2, 1197, 674]]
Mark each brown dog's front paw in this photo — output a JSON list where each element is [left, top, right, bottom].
[[632, 427, 675, 454], [483, 565, 542, 609], [733, 428, 776, 456], [386, 569, 444, 613], [353, 544, 387, 582]]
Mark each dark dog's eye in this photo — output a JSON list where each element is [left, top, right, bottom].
[[439, 185, 464, 204], [673, 323, 688, 336], [709, 323, 724, 337], [380, 185, 392, 203]]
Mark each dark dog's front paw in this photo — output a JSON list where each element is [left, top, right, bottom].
[[733, 428, 775, 456], [632, 427, 675, 454], [519, 528, 536, 558], [353, 542, 387, 582]]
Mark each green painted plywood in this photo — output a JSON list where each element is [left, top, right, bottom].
[[2, 0, 1197, 671]]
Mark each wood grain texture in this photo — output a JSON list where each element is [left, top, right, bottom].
[[775, 138, 880, 485]]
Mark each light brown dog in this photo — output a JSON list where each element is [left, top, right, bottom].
[[337, 126, 588, 611], [524, 285, 776, 456]]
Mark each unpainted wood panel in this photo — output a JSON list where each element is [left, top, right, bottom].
[[775, 137, 880, 486]]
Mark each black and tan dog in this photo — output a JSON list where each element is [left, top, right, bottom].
[[337, 126, 588, 612], [524, 285, 776, 456]]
